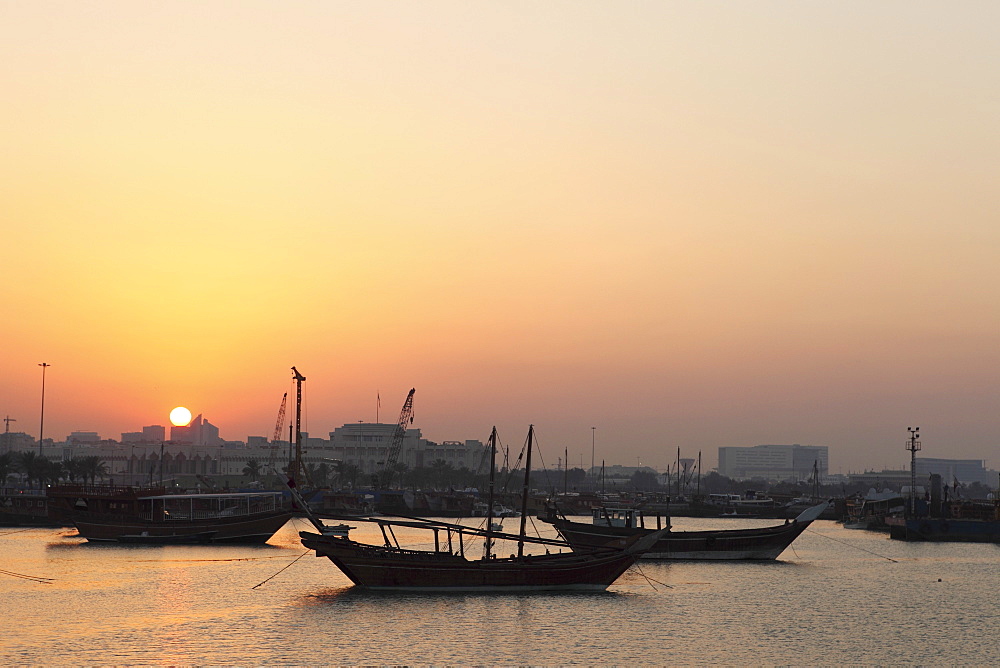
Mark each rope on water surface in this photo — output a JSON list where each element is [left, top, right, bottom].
[[251, 549, 312, 589], [806, 527, 898, 562], [0, 568, 55, 583], [630, 562, 673, 590], [136, 555, 293, 563]]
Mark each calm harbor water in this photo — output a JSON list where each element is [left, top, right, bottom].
[[2, 516, 998, 665]]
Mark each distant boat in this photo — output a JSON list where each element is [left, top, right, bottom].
[[541, 502, 828, 560], [294, 426, 665, 591], [888, 500, 1000, 543], [843, 490, 905, 530], [0, 488, 65, 527], [46, 484, 292, 544]]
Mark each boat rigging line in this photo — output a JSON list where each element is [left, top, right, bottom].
[[806, 528, 898, 563]]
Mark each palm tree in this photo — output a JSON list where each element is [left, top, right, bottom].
[[389, 462, 410, 489], [78, 456, 109, 485], [63, 457, 85, 483], [41, 459, 64, 485], [17, 451, 47, 488], [332, 461, 361, 489], [242, 458, 262, 482], [0, 452, 14, 486], [305, 462, 332, 487], [315, 462, 330, 487], [430, 459, 455, 490]]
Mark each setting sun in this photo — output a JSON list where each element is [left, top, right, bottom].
[[169, 406, 192, 427]]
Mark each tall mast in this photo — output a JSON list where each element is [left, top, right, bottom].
[[676, 446, 681, 497], [485, 426, 498, 559], [517, 424, 535, 558], [697, 451, 702, 496], [563, 446, 568, 495], [38, 362, 50, 455], [292, 366, 306, 485], [906, 427, 921, 517]]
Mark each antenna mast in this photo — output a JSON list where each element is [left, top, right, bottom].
[[291, 367, 306, 485]]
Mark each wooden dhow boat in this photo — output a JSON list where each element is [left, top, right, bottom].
[[294, 426, 664, 591], [541, 501, 828, 560], [46, 483, 292, 544]]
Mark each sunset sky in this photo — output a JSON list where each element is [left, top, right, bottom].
[[2, 2, 998, 473]]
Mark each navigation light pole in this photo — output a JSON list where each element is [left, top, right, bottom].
[[906, 427, 921, 517]]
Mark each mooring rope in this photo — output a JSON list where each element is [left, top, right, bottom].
[[0, 568, 54, 583], [629, 562, 673, 589], [135, 555, 293, 563], [806, 527, 897, 562], [251, 549, 312, 589]]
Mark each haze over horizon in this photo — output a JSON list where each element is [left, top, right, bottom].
[[3, 3, 998, 474]]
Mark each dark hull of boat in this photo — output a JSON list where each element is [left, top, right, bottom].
[[889, 518, 1000, 543], [0, 491, 66, 527], [68, 510, 292, 544], [546, 518, 813, 560], [0, 506, 66, 527], [299, 531, 643, 591]]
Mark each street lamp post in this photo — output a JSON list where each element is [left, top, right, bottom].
[[38, 363, 50, 455]]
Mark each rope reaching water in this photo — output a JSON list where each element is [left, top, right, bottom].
[[0, 568, 54, 584], [251, 549, 312, 589], [629, 562, 673, 590], [806, 527, 898, 562]]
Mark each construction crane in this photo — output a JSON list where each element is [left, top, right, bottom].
[[378, 388, 416, 489], [272, 392, 288, 445], [265, 392, 287, 488], [2, 416, 15, 452]]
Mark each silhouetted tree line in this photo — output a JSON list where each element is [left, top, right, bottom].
[[241, 454, 998, 500], [0, 452, 109, 488]]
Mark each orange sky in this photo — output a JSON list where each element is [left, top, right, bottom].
[[2, 2, 998, 473]]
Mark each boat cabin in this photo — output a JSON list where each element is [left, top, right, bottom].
[[706, 493, 743, 506], [592, 506, 670, 530], [593, 506, 638, 528], [137, 492, 284, 522]]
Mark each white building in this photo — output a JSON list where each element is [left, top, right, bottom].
[[326, 422, 486, 475], [914, 457, 994, 486], [717, 444, 829, 482]]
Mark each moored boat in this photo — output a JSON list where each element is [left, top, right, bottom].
[[46, 483, 292, 544], [842, 490, 905, 530], [294, 425, 664, 591], [1, 488, 66, 527], [541, 502, 828, 560], [298, 518, 660, 592], [888, 498, 1000, 543]]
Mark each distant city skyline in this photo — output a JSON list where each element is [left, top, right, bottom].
[[4, 411, 995, 476]]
